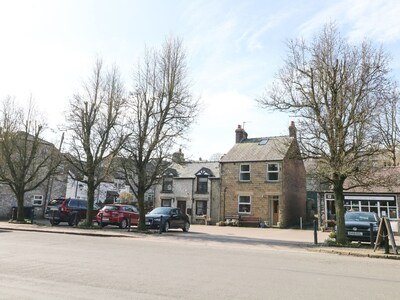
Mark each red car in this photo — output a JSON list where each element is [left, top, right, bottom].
[[96, 204, 139, 229]]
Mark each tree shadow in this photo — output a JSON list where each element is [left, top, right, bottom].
[[159, 230, 313, 249]]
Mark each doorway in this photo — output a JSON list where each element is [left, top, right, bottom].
[[177, 201, 186, 214], [271, 199, 279, 226]]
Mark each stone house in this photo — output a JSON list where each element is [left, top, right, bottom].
[[154, 155, 220, 224], [219, 122, 306, 228], [0, 170, 68, 219]]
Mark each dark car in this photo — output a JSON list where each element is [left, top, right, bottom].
[[44, 198, 100, 226], [345, 211, 380, 243], [96, 204, 139, 228], [145, 207, 190, 232]]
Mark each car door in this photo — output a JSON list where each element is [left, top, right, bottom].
[[176, 208, 185, 228], [78, 200, 89, 220], [124, 206, 139, 225], [169, 208, 184, 228]]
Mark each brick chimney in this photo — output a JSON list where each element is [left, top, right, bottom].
[[172, 148, 185, 163], [235, 124, 248, 143], [289, 121, 297, 138]]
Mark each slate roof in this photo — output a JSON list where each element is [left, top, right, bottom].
[[171, 161, 220, 178], [220, 136, 294, 163]]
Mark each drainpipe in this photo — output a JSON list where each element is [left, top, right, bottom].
[[191, 177, 195, 223], [209, 178, 212, 223], [223, 187, 227, 221]]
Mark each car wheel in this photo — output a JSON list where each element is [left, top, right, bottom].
[[68, 214, 80, 226], [50, 219, 60, 226], [119, 218, 128, 229], [163, 221, 170, 232], [182, 221, 190, 232], [97, 221, 107, 228]]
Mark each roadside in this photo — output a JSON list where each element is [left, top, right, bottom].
[[0, 219, 399, 259]]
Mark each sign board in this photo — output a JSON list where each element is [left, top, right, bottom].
[[374, 217, 398, 254]]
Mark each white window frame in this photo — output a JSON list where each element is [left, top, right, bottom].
[[267, 162, 281, 182], [32, 195, 44, 206], [161, 199, 172, 207], [239, 164, 251, 181], [238, 195, 251, 214], [163, 177, 173, 192], [195, 200, 208, 216]]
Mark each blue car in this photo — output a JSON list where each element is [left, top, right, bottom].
[[145, 207, 190, 232], [345, 211, 380, 243]]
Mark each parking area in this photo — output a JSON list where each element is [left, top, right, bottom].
[[1, 219, 399, 258]]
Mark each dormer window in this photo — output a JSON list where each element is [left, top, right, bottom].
[[197, 176, 208, 193], [162, 168, 178, 192], [162, 177, 173, 192], [195, 167, 214, 193]]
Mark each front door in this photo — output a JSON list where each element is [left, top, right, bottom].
[[272, 200, 279, 226], [177, 201, 186, 215]]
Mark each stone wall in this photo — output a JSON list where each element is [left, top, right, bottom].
[[281, 157, 306, 227], [0, 172, 68, 220], [220, 158, 306, 228], [221, 161, 282, 222]]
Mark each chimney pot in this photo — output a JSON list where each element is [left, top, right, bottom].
[[289, 121, 297, 138]]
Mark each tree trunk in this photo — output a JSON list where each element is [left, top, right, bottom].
[[137, 187, 146, 231], [333, 176, 347, 244], [16, 189, 25, 222], [85, 176, 95, 226]]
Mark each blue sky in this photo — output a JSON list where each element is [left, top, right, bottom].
[[1, 0, 400, 160]]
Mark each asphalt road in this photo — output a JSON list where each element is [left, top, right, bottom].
[[0, 230, 399, 300]]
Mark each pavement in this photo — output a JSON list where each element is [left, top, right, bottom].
[[1, 219, 400, 260]]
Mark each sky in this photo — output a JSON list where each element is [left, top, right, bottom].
[[1, 0, 400, 161]]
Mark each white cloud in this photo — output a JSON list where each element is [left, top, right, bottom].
[[297, 0, 400, 43], [1, 0, 400, 161]]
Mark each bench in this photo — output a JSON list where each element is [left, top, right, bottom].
[[322, 220, 336, 232], [239, 216, 261, 227], [224, 215, 240, 226]]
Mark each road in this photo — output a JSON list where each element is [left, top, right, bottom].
[[0, 229, 399, 299]]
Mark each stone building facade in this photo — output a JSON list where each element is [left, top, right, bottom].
[[154, 159, 220, 224], [219, 123, 306, 228], [0, 171, 68, 219]]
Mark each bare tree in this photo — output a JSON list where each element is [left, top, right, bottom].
[[64, 59, 127, 225], [257, 23, 395, 244], [373, 83, 400, 166], [0, 97, 62, 222], [121, 37, 199, 230]]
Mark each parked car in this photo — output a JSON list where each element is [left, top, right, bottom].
[[145, 207, 190, 232], [96, 204, 139, 229], [345, 211, 380, 243], [44, 198, 100, 226]]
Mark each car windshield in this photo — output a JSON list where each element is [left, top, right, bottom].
[[149, 207, 171, 215], [48, 199, 64, 206], [345, 212, 377, 222], [102, 205, 119, 211]]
